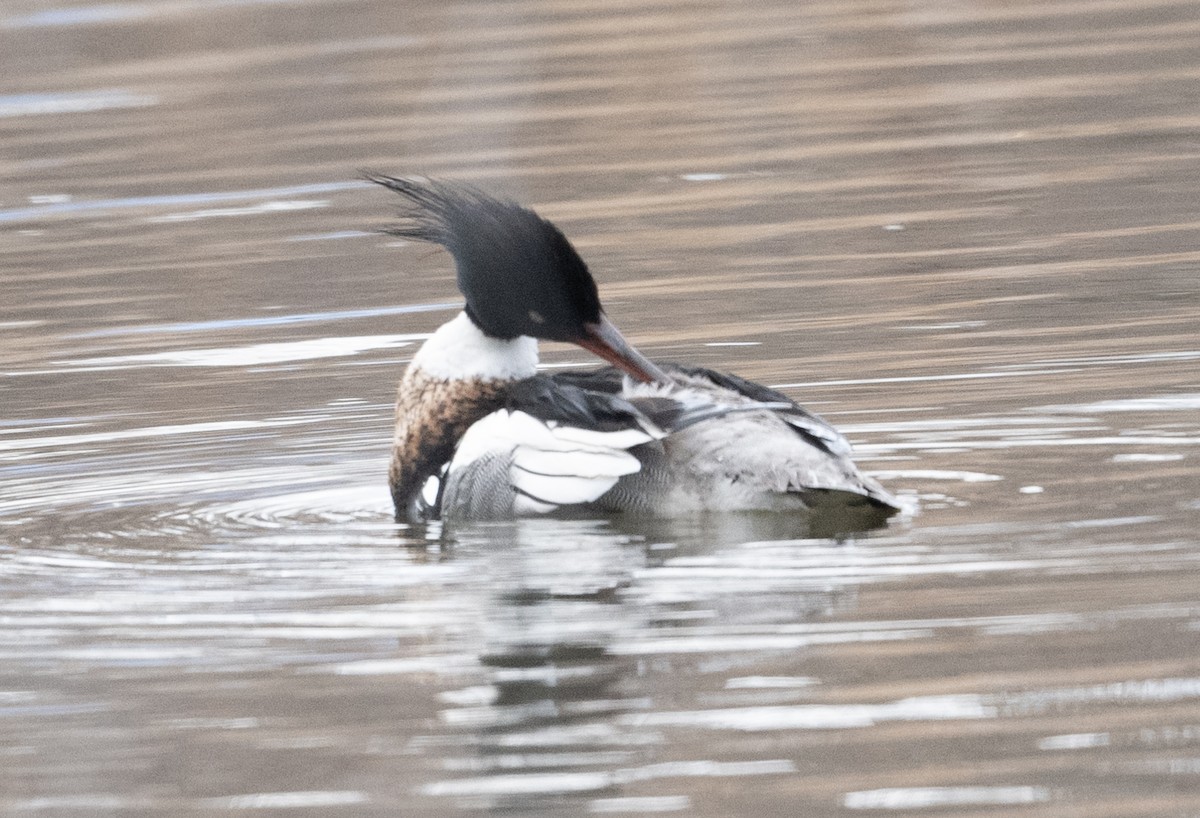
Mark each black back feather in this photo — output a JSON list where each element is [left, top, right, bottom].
[[505, 375, 649, 433], [366, 174, 602, 342], [550, 363, 846, 455]]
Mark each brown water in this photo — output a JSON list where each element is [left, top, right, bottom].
[[3, 0, 1200, 815]]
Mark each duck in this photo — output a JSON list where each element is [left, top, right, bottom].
[[368, 174, 900, 529]]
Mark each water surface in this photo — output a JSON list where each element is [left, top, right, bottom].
[[3, 0, 1200, 815]]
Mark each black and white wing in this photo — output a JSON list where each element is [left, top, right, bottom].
[[435, 377, 671, 519], [553, 364, 898, 515], [664, 364, 854, 457], [553, 363, 854, 457]]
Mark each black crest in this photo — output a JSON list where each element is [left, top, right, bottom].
[[367, 174, 603, 342]]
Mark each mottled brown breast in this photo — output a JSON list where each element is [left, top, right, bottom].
[[388, 366, 511, 520]]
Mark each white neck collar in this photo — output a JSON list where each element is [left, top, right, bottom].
[[410, 311, 539, 381]]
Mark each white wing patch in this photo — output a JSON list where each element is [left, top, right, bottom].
[[420, 473, 441, 507], [448, 409, 657, 515], [544, 423, 663, 450]]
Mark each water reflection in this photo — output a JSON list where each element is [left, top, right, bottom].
[[421, 520, 656, 810], [417, 518, 881, 812], [412, 511, 1061, 811], [409, 508, 1198, 813]]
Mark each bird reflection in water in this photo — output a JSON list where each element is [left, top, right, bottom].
[[415, 515, 862, 811], [419, 519, 649, 810]]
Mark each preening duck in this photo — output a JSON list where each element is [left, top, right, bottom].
[[369, 175, 900, 529]]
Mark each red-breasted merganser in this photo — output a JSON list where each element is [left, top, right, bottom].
[[369, 175, 900, 528]]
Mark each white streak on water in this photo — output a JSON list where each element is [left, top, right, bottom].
[[1032, 351, 1200, 367], [635, 556, 1078, 596], [4, 5, 150, 28], [5, 0, 321, 30], [72, 301, 455, 338], [423, 771, 612, 796], [0, 418, 315, 453], [286, 230, 373, 242], [625, 759, 796, 779], [1002, 677, 1200, 714], [204, 790, 369, 809], [613, 628, 934, 656], [778, 358, 1200, 392], [845, 416, 1100, 433], [843, 786, 1050, 810], [1039, 393, 1200, 413], [1119, 758, 1200, 775], [725, 676, 817, 689], [623, 694, 995, 732], [0, 90, 156, 116], [423, 759, 793, 797], [0, 180, 367, 224], [1065, 515, 1159, 528], [874, 436, 1200, 451], [773, 367, 1082, 389], [3, 795, 157, 811], [867, 469, 1003, 482], [1038, 732, 1110, 750], [442, 751, 638, 773], [330, 655, 479, 676], [53, 334, 418, 370], [147, 199, 327, 222]]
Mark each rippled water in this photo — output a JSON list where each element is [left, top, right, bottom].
[[3, 0, 1200, 815]]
